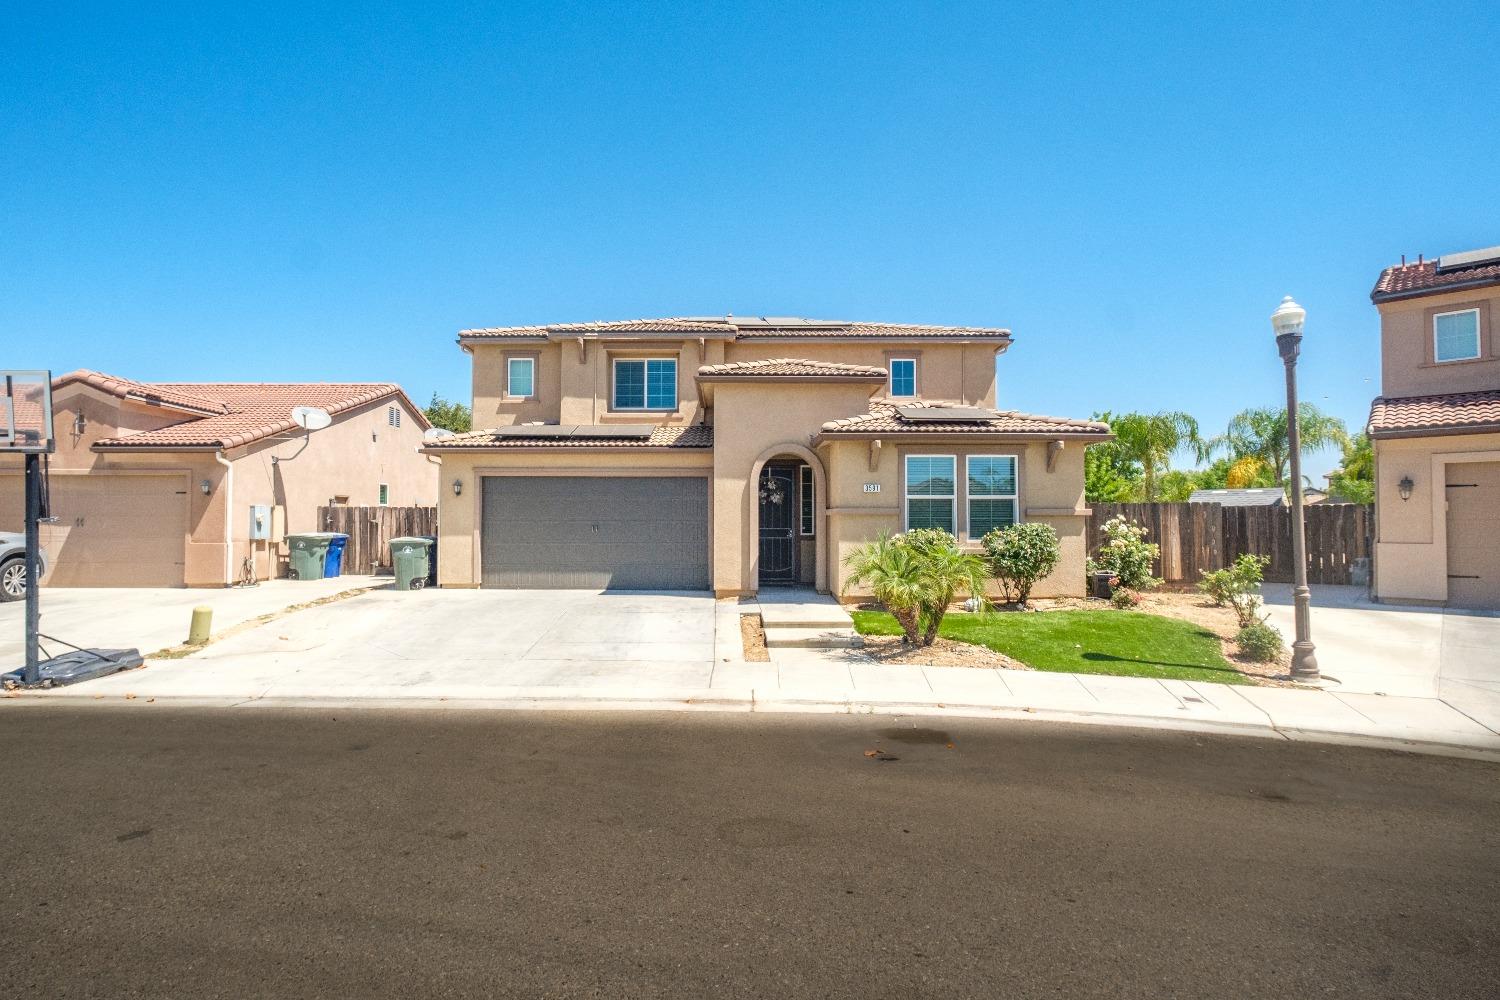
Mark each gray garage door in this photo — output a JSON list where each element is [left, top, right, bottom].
[[481, 476, 709, 590]]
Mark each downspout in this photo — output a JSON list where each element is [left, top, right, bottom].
[[215, 449, 233, 586]]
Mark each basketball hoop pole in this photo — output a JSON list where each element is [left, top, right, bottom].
[[24, 451, 41, 685]]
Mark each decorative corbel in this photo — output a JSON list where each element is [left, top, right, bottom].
[[1046, 439, 1064, 472], [576, 336, 587, 363], [868, 438, 883, 472]]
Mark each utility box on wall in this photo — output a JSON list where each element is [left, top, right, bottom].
[[248, 504, 271, 541]]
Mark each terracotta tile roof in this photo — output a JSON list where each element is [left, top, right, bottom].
[[1367, 389, 1500, 439], [423, 424, 713, 450], [55, 369, 230, 415], [82, 377, 429, 450], [458, 316, 1010, 341], [696, 358, 888, 380], [1371, 253, 1500, 302], [819, 400, 1111, 437]]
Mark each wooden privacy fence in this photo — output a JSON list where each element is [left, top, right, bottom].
[[1087, 502, 1373, 586], [317, 505, 437, 575]]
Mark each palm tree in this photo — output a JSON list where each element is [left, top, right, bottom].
[[903, 531, 989, 645], [1109, 411, 1206, 501], [844, 535, 925, 643], [1208, 404, 1349, 488]]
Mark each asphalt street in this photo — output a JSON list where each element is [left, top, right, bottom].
[[1, 706, 1496, 999]]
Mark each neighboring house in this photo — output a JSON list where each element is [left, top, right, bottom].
[[1368, 247, 1500, 610], [424, 316, 1109, 597], [0, 371, 436, 587], [1187, 487, 1287, 507]]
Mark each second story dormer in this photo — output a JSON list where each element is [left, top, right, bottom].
[[457, 316, 1011, 427], [1371, 247, 1500, 398]]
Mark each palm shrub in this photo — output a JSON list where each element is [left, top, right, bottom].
[[982, 522, 1061, 606], [895, 528, 989, 645], [844, 534, 925, 644], [1088, 516, 1161, 591]]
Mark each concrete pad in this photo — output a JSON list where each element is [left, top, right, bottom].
[[775, 660, 853, 701], [1234, 685, 1377, 733], [921, 665, 1010, 703], [1332, 692, 1500, 746], [762, 626, 860, 649], [1073, 674, 1185, 714], [1176, 681, 1276, 726], [709, 662, 778, 690], [996, 670, 1099, 712], [847, 662, 933, 699]]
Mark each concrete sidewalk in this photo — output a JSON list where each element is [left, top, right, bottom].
[[7, 590, 1498, 761]]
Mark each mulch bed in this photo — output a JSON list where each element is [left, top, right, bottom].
[[739, 614, 770, 662]]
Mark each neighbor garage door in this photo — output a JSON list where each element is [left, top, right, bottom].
[[1446, 461, 1500, 612], [481, 476, 709, 590], [0, 473, 187, 587]]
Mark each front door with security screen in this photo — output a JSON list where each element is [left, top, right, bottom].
[[758, 465, 797, 586]]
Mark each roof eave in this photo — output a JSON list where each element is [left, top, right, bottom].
[[1367, 421, 1500, 440], [1370, 275, 1500, 303], [812, 429, 1113, 447]]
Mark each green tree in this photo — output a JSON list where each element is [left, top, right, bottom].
[[1327, 432, 1374, 503], [982, 522, 1061, 606], [1207, 404, 1348, 488], [844, 530, 988, 647], [424, 393, 472, 433], [1109, 411, 1206, 501], [1084, 411, 1143, 502]]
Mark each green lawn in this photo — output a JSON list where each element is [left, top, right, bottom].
[[850, 609, 1250, 684]]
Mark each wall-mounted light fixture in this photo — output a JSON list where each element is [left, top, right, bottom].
[[200, 479, 212, 496], [1398, 475, 1414, 502], [452, 478, 463, 496]]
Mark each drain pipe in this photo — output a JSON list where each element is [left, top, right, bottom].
[[214, 450, 233, 586]]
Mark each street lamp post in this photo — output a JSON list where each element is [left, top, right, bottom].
[[1272, 295, 1318, 682]]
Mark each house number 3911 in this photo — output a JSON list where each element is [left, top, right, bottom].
[[863, 483, 881, 493]]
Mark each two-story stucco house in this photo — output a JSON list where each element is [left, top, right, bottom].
[[424, 316, 1109, 598], [1368, 248, 1500, 610]]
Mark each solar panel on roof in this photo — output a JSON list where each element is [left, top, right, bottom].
[[571, 424, 653, 439], [1436, 246, 1500, 272], [493, 424, 577, 438], [895, 406, 996, 422]]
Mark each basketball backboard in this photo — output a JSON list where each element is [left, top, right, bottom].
[[1, 371, 54, 453]]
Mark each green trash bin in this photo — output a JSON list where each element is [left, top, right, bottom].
[[287, 532, 339, 580], [389, 536, 434, 591]]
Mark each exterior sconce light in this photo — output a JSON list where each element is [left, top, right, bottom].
[[452, 478, 463, 496], [200, 479, 212, 495], [1398, 475, 1414, 502]]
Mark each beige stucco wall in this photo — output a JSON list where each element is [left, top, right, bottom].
[[1372, 430, 1500, 603], [467, 338, 1000, 432], [432, 448, 714, 587], [824, 437, 1089, 600], [2, 390, 436, 587], [1378, 287, 1500, 398]]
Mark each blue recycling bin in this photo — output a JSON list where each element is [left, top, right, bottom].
[[323, 533, 350, 577]]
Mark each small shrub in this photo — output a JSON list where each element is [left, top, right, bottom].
[[1199, 554, 1271, 628], [1235, 621, 1284, 662], [982, 522, 1061, 606], [1110, 587, 1141, 609], [848, 529, 987, 646], [1090, 516, 1161, 591]]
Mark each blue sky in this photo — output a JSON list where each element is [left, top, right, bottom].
[[5, 1, 1498, 474]]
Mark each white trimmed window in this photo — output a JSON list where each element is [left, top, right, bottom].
[[967, 455, 1018, 540], [613, 358, 677, 410], [889, 358, 917, 397], [1434, 309, 1481, 363], [904, 455, 956, 532], [799, 465, 815, 535], [507, 356, 535, 397]]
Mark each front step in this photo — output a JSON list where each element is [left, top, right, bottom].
[[757, 600, 855, 630], [762, 626, 864, 649]]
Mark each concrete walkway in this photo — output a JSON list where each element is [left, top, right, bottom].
[[7, 587, 1498, 761]]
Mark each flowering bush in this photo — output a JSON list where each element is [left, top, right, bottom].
[[1198, 553, 1270, 628], [1088, 516, 1161, 591], [1109, 587, 1142, 609], [981, 522, 1061, 606]]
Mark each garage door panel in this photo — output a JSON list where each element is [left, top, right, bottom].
[[481, 476, 708, 590]]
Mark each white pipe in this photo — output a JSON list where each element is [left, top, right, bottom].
[[214, 449, 233, 586]]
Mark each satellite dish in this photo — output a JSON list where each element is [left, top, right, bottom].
[[291, 406, 332, 431], [423, 427, 456, 441]]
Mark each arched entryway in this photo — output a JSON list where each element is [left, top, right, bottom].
[[748, 443, 828, 593]]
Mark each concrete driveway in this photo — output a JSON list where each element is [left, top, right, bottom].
[[0, 576, 389, 669], [52, 589, 718, 701], [1262, 583, 1500, 730]]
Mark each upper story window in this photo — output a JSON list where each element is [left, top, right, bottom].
[[613, 358, 677, 410], [387, 405, 401, 428], [967, 455, 1018, 539], [1434, 308, 1481, 363], [889, 358, 917, 397], [904, 455, 956, 533], [507, 356, 535, 398]]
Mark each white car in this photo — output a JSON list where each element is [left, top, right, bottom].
[[0, 533, 49, 602]]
